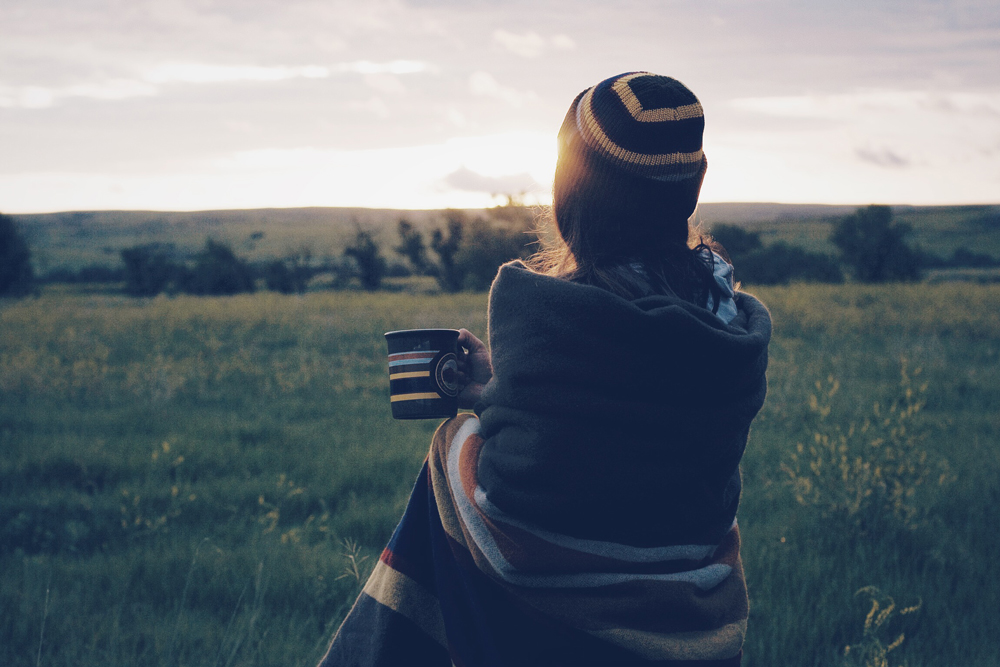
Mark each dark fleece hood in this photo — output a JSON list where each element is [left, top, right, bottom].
[[476, 261, 772, 548]]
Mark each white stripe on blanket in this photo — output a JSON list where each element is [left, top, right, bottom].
[[446, 417, 733, 591]]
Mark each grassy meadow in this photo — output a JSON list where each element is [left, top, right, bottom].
[[2, 281, 999, 666]]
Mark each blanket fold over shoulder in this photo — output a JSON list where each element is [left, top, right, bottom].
[[320, 415, 747, 667], [477, 261, 771, 548]]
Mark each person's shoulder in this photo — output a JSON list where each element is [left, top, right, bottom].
[[732, 291, 772, 338], [492, 260, 555, 291]]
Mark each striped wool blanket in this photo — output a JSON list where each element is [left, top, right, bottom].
[[319, 414, 748, 667]]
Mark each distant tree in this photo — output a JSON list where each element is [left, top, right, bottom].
[[77, 264, 125, 283], [395, 219, 431, 275], [264, 260, 295, 294], [265, 246, 312, 294], [0, 212, 35, 297], [831, 205, 921, 282], [343, 229, 387, 291], [41, 267, 79, 284], [180, 239, 255, 295], [489, 197, 536, 229], [705, 222, 841, 285], [948, 247, 999, 268], [455, 217, 532, 290], [737, 242, 844, 285], [430, 213, 466, 292], [121, 244, 177, 296], [710, 224, 763, 257]]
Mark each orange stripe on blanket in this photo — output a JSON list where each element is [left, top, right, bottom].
[[362, 559, 448, 649]]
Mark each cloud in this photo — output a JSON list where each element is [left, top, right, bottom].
[[730, 91, 1000, 120], [550, 34, 576, 50], [143, 60, 432, 85], [342, 60, 434, 75], [444, 166, 542, 194], [364, 73, 407, 95], [0, 59, 434, 109], [348, 97, 391, 119], [493, 30, 546, 58], [468, 71, 537, 107], [143, 63, 331, 84], [0, 80, 158, 109], [856, 146, 910, 168], [492, 29, 576, 58]]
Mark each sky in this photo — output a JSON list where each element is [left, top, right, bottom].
[[1, 0, 998, 213]]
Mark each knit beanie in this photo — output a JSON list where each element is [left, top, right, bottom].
[[572, 72, 706, 183], [553, 72, 707, 258]]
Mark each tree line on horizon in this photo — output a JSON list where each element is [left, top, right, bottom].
[[2, 205, 999, 299]]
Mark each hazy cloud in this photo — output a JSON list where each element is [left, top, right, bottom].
[[0, 59, 434, 109], [444, 166, 542, 194], [492, 29, 575, 57], [0, 80, 158, 109], [143, 63, 331, 84], [348, 97, 392, 119], [143, 60, 431, 85], [856, 147, 911, 168], [364, 73, 407, 95], [731, 91, 1000, 120], [469, 71, 538, 107], [344, 60, 434, 75]]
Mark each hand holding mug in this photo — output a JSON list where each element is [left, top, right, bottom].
[[456, 328, 493, 410]]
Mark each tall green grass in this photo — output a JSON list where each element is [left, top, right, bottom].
[[1, 284, 998, 666]]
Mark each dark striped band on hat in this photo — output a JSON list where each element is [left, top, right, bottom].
[[575, 72, 705, 182]]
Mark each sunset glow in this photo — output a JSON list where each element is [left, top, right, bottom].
[[1, 0, 997, 212]]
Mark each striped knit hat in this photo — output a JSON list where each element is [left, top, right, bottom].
[[552, 72, 707, 258], [570, 72, 706, 183]]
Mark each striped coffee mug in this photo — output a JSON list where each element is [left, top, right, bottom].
[[385, 329, 461, 420]]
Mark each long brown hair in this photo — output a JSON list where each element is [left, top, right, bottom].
[[527, 114, 725, 308]]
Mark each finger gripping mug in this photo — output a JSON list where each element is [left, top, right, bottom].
[[385, 329, 460, 420]]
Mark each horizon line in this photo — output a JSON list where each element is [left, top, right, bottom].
[[7, 201, 999, 217]]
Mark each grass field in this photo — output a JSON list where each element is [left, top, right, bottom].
[[2, 282, 999, 666]]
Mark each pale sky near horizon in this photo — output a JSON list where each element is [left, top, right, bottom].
[[1, 0, 998, 213]]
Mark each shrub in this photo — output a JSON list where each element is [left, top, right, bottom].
[[842, 586, 922, 667], [454, 217, 532, 291], [179, 239, 255, 295], [430, 214, 465, 292], [710, 224, 843, 285], [42, 264, 124, 284], [395, 220, 431, 276], [709, 223, 763, 257], [0, 212, 34, 297], [429, 209, 535, 292], [343, 229, 387, 291], [40, 267, 79, 284], [265, 248, 313, 294], [781, 362, 954, 533], [738, 242, 844, 285], [77, 264, 125, 283], [948, 247, 999, 268], [121, 244, 178, 296]]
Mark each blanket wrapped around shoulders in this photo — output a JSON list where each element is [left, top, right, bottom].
[[320, 261, 771, 666]]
